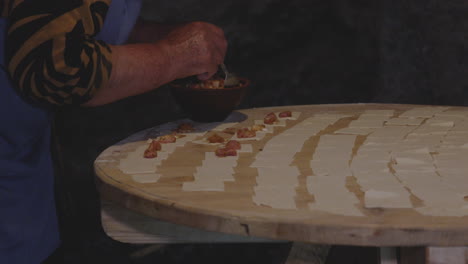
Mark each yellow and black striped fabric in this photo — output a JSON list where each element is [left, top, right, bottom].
[[2, 0, 113, 106]]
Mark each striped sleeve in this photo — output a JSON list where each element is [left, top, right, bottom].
[[5, 0, 113, 106]]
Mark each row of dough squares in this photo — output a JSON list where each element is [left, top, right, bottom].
[[262, 107, 468, 215], [185, 111, 303, 192], [253, 114, 349, 209]]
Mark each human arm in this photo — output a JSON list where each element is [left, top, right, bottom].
[[84, 22, 227, 106], [5, 0, 226, 107]]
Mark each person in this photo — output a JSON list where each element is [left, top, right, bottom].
[[0, 0, 227, 263]]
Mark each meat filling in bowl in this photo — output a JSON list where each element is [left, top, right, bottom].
[[190, 78, 226, 89]]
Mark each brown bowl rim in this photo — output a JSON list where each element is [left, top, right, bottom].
[[171, 78, 250, 91]]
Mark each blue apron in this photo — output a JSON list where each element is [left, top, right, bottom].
[[0, 0, 141, 262]]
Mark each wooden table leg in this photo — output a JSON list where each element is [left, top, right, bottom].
[[380, 247, 398, 264]]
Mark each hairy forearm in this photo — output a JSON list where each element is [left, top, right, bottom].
[[83, 43, 174, 106], [84, 20, 180, 107], [84, 21, 227, 106]]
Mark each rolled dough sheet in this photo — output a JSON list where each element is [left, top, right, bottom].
[[191, 139, 227, 146], [254, 119, 287, 127], [238, 144, 253, 153], [131, 173, 161, 183], [119, 144, 159, 174], [349, 119, 385, 128], [399, 107, 449, 118], [274, 111, 301, 120], [234, 131, 267, 141], [362, 110, 395, 116], [334, 127, 375, 135], [307, 176, 364, 216], [212, 122, 239, 131], [416, 206, 468, 217], [385, 117, 425, 126], [434, 110, 468, 118]]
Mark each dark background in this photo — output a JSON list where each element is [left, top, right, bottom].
[[53, 0, 468, 263]]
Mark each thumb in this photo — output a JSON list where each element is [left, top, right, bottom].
[[197, 65, 219, 80], [197, 72, 211, 81]]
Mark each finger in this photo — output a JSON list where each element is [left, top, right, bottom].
[[203, 25, 228, 55], [197, 72, 211, 81], [197, 65, 218, 80]]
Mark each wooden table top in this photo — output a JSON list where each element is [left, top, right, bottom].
[[95, 104, 468, 246]]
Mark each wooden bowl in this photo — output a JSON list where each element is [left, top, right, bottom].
[[171, 78, 250, 122]]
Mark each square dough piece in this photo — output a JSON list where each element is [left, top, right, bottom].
[[385, 117, 425, 126]]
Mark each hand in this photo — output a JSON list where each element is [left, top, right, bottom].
[[83, 22, 226, 106], [159, 22, 228, 81]]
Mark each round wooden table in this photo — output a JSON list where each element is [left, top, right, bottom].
[[95, 104, 468, 248]]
